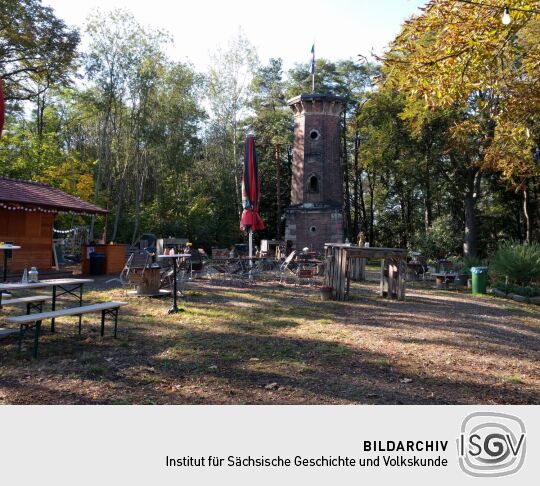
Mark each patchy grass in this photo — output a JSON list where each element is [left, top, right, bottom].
[[504, 374, 525, 385], [0, 277, 539, 405]]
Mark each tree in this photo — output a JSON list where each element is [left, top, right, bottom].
[[249, 58, 293, 239], [207, 30, 259, 226], [84, 9, 171, 241], [383, 0, 540, 254], [0, 0, 79, 102]]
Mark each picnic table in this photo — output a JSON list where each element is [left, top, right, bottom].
[[0, 244, 21, 282], [157, 254, 191, 313], [0, 278, 94, 332]]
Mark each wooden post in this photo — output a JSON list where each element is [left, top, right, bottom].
[[388, 260, 396, 298], [380, 259, 386, 297], [334, 247, 347, 300], [398, 257, 406, 301], [359, 258, 366, 281], [349, 257, 366, 281], [346, 255, 351, 296]]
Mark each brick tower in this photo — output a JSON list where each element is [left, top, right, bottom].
[[285, 93, 346, 253]]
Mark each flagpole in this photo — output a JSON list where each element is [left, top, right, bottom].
[[310, 43, 315, 93]]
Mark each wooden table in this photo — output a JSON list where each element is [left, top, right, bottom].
[[324, 245, 407, 301], [157, 254, 191, 313], [0, 244, 21, 282], [0, 278, 94, 332]]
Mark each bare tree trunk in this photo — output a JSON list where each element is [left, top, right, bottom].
[[367, 171, 375, 245], [523, 186, 531, 244], [111, 158, 129, 242], [131, 168, 146, 245], [463, 169, 481, 257], [36, 91, 46, 139], [275, 145, 281, 239], [341, 112, 353, 240], [352, 129, 360, 239], [90, 104, 112, 240], [359, 173, 368, 235], [424, 156, 432, 232], [232, 113, 243, 224]]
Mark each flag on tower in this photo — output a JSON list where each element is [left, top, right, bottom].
[[310, 44, 315, 75]]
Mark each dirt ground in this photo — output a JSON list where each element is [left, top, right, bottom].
[[1, 274, 539, 404]]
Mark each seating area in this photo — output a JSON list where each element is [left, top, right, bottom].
[[0, 277, 129, 358], [4, 301, 127, 358]]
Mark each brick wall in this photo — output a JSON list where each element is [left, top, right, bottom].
[[286, 94, 345, 253], [289, 95, 344, 207], [285, 208, 343, 252]]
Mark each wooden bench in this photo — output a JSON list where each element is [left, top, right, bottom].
[[0, 295, 49, 314], [0, 328, 19, 338], [4, 301, 128, 358]]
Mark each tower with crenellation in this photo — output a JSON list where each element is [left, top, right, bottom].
[[284, 93, 346, 253]]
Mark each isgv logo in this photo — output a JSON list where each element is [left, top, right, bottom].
[[457, 412, 526, 477]]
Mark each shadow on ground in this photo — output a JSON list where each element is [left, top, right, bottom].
[[1, 277, 539, 405]]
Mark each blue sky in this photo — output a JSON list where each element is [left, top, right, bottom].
[[43, 0, 429, 70]]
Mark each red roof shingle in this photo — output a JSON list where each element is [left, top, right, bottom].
[[0, 177, 108, 214]]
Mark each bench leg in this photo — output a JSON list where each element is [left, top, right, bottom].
[[79, 285, 83, 335], [101, 310, 105, 337], [114, 309, 118, 339], [18, 324, 24, 354], [26, 302, 43, 315], [51, 286, 56, 333], [33, 321, 41, 358]]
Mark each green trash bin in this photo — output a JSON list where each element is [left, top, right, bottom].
[[471, 266, 488, 294]]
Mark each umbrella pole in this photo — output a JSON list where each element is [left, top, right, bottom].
[[249, 230, 253, 267], [248, 229, 254, 281]]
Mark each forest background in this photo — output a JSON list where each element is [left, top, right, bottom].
[[1, 0, 539, 259]]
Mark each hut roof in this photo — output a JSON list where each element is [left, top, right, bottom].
[[0, 177, 108, 215]]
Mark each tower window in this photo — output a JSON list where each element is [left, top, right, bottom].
[[310, 226, 317, 233], [309, 129, 320, 140], [308, 175, 319, 193]]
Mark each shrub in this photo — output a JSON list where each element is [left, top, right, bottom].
[[493, 282, 540, 298], [410, 215, 462, 261], [458, 255, 484, 274], [489, 242, 540, 287]]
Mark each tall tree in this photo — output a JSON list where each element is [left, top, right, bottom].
[[383, 0, 540, 254], [249, 58, 293, 239], [0, 0, 79, 102], [207, 30, 259, 226]]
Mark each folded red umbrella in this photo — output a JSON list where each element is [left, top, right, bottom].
[[240, 134, 264, 231]]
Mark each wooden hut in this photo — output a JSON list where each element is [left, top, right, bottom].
[[0, 177, 107, 274]]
